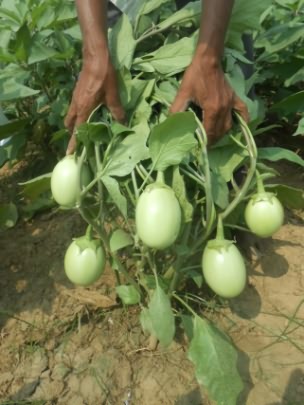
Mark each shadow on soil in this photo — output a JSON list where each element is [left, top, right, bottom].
[[0, 210, 85, 329], [267, 368, 304, 405]]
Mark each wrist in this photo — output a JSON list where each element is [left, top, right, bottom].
[[82, 36, 108, 60], [193, 44, 222, 68]]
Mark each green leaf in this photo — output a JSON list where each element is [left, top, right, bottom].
[[256, 22, 304, 55], [258, 147, 304, 167], [270, 91, 304, 115], [134, 35, 197, 76], [110, 229, 133, 252], [15, 24, 31, 62], [157, 2, 201, 31], [0, 118, 29, 140], [0, 78, 39, 101], [285, 66, 304, 87], [188, 316, 243, 405], [270, 184, 304, 210], [111, 0, 142, 23], [101, 175, 127, 218], [148, 285, 175, 347], [0, 203, 18, 230], [76, 122, 110, 147], [104, 133, 149, 177], [149, 112, 197, 171], [208, 144, 247, 182], [140, 307, 154, 335], [116, 285, 141, 305], [172, 166, 193, 223], [28, 37, 57, 64], [109, 14, 136, 69], [19, 173, 52, 200], [210, 170, 229, 209], [293, 117, 304, 136], [227, 0, 272, 50]]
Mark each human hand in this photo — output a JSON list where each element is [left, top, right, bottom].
[[170, 54, 249, 145], [64, 51, 125, 154]]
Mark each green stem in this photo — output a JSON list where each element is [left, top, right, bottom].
[[131, 169, 139, 200], [156, 170, 165, 184], [172, 293, 197, 317], [221, 113, 257, 220], [95, 143, 104, 220], [256, 170, 265, 194], [180, 167, 205, 188], [194, 117, 216, 240], [216, 215, 225, 240]]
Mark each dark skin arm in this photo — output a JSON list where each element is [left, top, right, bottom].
[[65, 0, 125, 155], [170, 0, 249, 144], [65, 0, 248, 153]]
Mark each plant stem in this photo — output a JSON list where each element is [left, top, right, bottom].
[[131, 169, 139, 200], [156, 171, 165, 184], [172, 293, 197, 317], [95, 143, 104, 219], [216, 215, 225, 240], [256, 170, 265, 194], [221, 114, 257, 220]]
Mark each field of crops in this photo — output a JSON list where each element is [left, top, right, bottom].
[[0, 1, 303, 404]]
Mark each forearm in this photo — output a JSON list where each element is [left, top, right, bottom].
[[76, 0, 108, 59], [196, 0, 234, 63]]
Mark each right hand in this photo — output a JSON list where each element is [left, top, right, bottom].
[[64, 50, 125, 155]]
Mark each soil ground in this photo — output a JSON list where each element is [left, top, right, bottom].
[[0, 160, 303, 405]]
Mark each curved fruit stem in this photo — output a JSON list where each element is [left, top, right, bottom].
[[156, 170, 165, 184], [216, 215, 225, 241], [221, 113, 258, 220], [194, 115, 216, 240], [256, 170, 265, 194]]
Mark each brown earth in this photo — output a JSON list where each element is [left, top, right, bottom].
[[0, 160, 303, 405]]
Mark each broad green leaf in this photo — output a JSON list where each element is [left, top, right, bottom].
[[138, 0, 170, 16], [140, 307, 154, 335], [19, 173, 52, 200], [64, 24, 82, 41], [293, 117, 304, 136], [104, 133, 150, 177], [188, 316, 243, 405], [0, 78, 39, 101], [109, 14, 136, 69], [101, 175, 127, 218], [227, 0, 272, 50], [149, 112, 197, 171], [21, 197, 55, 219], [256, 22, 304, 55], [111, 0, 142, 23], [0, 133, 26, 166], [76, 122, 110, 148], [157, 1, 201, 31], [210, 170, 229, 209], [116, 285, 141, 305], [0, 203, 18, 230], [258, 147, 304, 167], [28, 37, 57, 64], [154, 80, 178, 105], [172, 166, 193, 223], [269, 184, 304, 210], [270, 91, 304, 115], [208, 144, 247, 182], [134, 35, 197, 76], [15, 24, 31, 62], [0, 118, 29, 140], [110, 229, 133, 252], [148, 285, 175, 347], [285, 66, 304, 87]]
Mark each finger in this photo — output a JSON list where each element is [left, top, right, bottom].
[[202, 110, 218, 145], [233, 95, 250, 123], [105, 91, 126, 124], [66, 131, 77, 155], [170, 85, 192, 114], [64, 101, 77, 134]]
